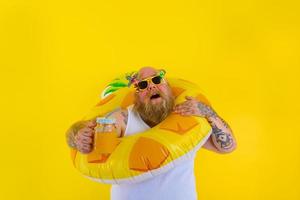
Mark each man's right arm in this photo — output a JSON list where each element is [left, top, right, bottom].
[[65, 109, 128, 153]]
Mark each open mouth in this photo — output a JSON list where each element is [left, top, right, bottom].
[[150, 93, 161, 100]]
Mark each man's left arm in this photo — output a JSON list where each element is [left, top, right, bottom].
[[174, 96, 237, 154]]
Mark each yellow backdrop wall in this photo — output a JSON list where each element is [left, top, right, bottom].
[[0, 0, 299, 200]]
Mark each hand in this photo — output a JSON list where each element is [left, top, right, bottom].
[[75, 120, 97, 154], [173, 96, 216, 118]]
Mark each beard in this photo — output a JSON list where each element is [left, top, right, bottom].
[[133, 91, 175, 126]]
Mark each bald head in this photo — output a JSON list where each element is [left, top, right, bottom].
[[137, 66, 160, 80]]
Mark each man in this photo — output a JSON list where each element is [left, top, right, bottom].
[[66, 67, 237, 200]]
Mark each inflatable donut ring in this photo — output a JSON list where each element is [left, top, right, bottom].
[[70, 76, 212, 184]]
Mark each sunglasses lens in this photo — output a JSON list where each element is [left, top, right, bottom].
[[138, 81, 148, 89], [152, 76, 162, 84]]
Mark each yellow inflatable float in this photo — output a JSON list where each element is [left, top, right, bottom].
[[70, 72, 212, 184]]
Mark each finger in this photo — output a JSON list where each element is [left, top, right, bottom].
[[77, 132, 93, 140], [82, 130, 94, 137], [78, 127, 91, 133], [85, 120, 97, 128], [176, 105, 193, 112], [176, 108, 192, 114], [82, 143, 92, 149], [174, 103, 190, 111], [82, 144, 93, 153], [173, 106, 183, 113], [185, 96, 196, 101], [81, 148, 92, 154], [181, 111, 194, 116], [79, 149, 90, 154], [185, 96, 192, 100], [77, 143, 92, 151], [178, 109, 194, 116], [79, 127, 94, 135], [81, 137, 93, 144], [182, 100, 194, 106], [173, 108, 179, 113], [77, 134, 93, 143], [183, 107, 199, 114], [79, 145, 93, 154], [174, 106, 187, 113]]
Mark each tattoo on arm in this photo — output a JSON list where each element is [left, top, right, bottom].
[[66, 124, 78, 148], [197, 102, 217, 118], [121, 110, 128, 125], [66, 130, 77, 148], [206, 113, 235, 151], [196, 101, 236, 152], [219, 117, 230, 129], [211, 125, 233, 150], [105, 108, 121, 118], [66, 121, 85, 149]]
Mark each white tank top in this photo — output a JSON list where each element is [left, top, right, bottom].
[[110, 105, 198, 200]]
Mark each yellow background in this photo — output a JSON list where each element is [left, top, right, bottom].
[[0, 0, 299, 200]]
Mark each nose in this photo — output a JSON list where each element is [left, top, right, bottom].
[[147, 81, 157, 91]]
